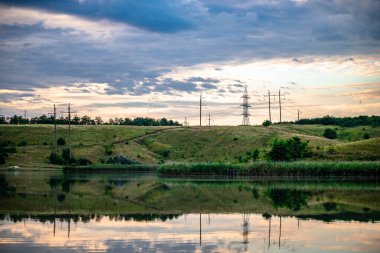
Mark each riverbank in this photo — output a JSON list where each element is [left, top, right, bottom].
[[63, 161, 380, 177]]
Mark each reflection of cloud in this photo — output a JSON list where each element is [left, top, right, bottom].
[[1, 214, 380, 253]]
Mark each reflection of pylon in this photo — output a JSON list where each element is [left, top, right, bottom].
[[242, 213, 250, 250], [241, 86, 251, 125]]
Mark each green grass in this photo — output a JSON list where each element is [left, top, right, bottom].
[[1, 124, 379, 168], [157, 161, 380, 176], [0, 125, 174, 167], [64, 161, 380, 177]]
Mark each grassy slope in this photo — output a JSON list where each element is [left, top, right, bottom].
[[1, 124, 380, 168], [0, 125, 172, 167], [142, 125, 380, 163]]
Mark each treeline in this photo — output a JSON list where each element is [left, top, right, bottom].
[[296, 115, 380, 127], [0, 115, 181, 126]]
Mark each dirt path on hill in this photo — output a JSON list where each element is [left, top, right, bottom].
[[111, 126, 180, 145]]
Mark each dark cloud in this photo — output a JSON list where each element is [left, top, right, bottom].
[[0, 0, 194, 33], [201, 83, 218, 89], [0, 92, 34, 103], [187, 77, 220, 83]]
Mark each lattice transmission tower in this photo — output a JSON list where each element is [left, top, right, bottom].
[[241, 86, 251, 125]]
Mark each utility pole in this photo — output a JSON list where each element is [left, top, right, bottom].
[[199, 93, 205, 127], [68, 103, 71, 159], [61, 103, 77, 159], [241, 86, 251, 126], [206, 113, 212, 127], [48, 104, 58, 154], [24, 110, 26, 120], [268, 91, 271, 122], [278, 90, 285, 123], [298, 109, 301, 121], [264, 90, 276, 122]]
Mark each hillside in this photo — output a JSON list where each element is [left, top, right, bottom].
[[1, 124, 380, 168]]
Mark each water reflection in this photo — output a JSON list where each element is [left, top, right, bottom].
[[1, 213, 380, 253], [1, 171, 380, 252]]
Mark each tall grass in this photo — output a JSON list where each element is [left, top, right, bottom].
[[66, 161, 380, 177], [157, 161, 380, 177]]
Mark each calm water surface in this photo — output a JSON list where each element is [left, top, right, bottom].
[[0, 170, 379, 253]]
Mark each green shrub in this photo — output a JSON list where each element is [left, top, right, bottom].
[[107, 155, 139, 165], [57, 137, 66, 146], [0, 140, 16, 164], [323, 128, 337, 139], [262, 120, 272, 127], [77, 158, 92, 165], [268, 136, 311, 161], [326, 146, 336, 155], [363, 133, 370, 139], [252, 149, 260, 161], [105, 145, 113, 155], [49, 152, 65, 165], [0, 154, 6, 164], [18, 141, 27, 147]]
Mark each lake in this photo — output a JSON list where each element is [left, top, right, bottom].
[[1, 170, 379, 252]]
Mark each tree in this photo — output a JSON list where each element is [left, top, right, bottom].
[[0, 116, 6, 124], [268, 136, 311, 161], [323, 128, 337, 139], [262, 120, 272, 127], [94, 116, 103, 125], [73, 116, 81, 124], [80, 115, 92, 125]]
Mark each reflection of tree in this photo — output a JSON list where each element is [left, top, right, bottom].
[[323, 202, 337, 211], [262, 213, 272, 250], [0, 174, 16, 197], [267, 189, 311, 211]]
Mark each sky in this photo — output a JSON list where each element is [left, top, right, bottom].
[[0, 0, 379, 125]]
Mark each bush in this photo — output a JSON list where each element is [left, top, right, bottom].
[[77, 158, 92, 166], [106, 155, 139, 165], [18, 141, 27, 147], [323, 128, 337, 139], [252, 149, 260, 161], [363, 133, 370, 139], [0, 140, 16, 164], [268, 136, 311, 161], [0, 154, 6, 164], [105, 145, 113, 155], [57, 137, 66, 146], [49, 152, 65, 165], [262, 120, 272, 127]]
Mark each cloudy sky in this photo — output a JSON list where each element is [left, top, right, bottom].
[[0, 0, 379, 125]]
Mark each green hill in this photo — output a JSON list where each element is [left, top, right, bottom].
[[1, 124, 379, 168]]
